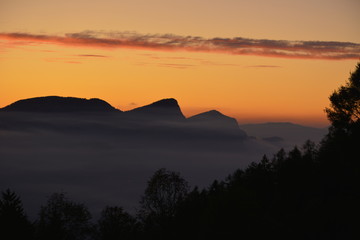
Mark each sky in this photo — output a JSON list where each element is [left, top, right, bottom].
[[0, 0, 359, 127]]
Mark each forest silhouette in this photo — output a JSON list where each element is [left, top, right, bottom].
[[1, 63, 359, 239]]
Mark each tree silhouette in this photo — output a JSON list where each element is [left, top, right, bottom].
[[325, 62, 360, 135], [138, 168, 189, 237], [0, 189, 33, 239], [319, 62, 360, 239], [36, 192, 92, 240], [96, 206, 137, 240]]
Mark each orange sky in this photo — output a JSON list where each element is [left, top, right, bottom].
[[1, 0, 359, 127]]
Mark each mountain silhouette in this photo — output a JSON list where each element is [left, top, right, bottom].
[[126, 98, 185, 121], [188, 110, 247, 138], [240, 122, 327, 147], [0, 96, 325, 146], [189, 110, 239, 129], [0, 96, 120, 113]]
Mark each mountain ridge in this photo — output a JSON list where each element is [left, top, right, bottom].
[[188, 110, 245, 134], [0, 96, 120, 113], [126, 98, 185, 121], [240, 122, 328, 147], [0, 96, 327, 133]]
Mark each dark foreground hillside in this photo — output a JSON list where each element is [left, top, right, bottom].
[[1, 130, 359, 239]]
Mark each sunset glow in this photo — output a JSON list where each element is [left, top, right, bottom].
[[1, 0, 359, 127]]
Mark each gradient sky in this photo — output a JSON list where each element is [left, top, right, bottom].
[[1, 0, 359, 127]]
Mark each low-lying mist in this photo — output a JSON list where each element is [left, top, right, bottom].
[[0, 109, 326, 219]]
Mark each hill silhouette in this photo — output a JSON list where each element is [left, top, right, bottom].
[[189, 110, 242, 130], [1, 96, 120, 113], [188, 110, 247, 138], [240, 122, 327, 147], [126, 98, 185, 121], [0, 96, 325, 146]]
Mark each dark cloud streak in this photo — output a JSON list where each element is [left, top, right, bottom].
[[0, 31, 359, 60], [247, 65, 281, 68], [76, 54, 108, 58]]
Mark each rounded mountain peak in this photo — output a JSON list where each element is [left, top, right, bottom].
[[188, 110, 233, 121], [1, 96, 120, 113], [147, 98, 180, 108], [127, 98, 185, 121], [194, 110, 225, 118], [187, 110, 247, 138]]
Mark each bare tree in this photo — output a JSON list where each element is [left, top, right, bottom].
[[36, 192, 92, 240], [138, 168, 189, 226]]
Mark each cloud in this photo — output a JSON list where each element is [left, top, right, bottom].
[[0, 31, 359, 60], [133, 62, 195, 69], [201, 60, 241, 67], [247, 65, 281, 68], [43, 54, 108, 64], [138, 55, 240, 67], [156, 63, 195, 69], [76, 54, 108, 58], [44, 57, 83, 64]]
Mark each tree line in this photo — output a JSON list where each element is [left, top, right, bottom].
[[1, 63, 359, 239]]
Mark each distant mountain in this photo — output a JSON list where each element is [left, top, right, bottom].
[[126, 98, 185, 121], [188, 110, 238, 129], [0, 96, 120, 113], [188, 110, 247, 138], [240, 122, 328, 147], [1, 96, 328, 147], [0, 96, 251, 144]]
